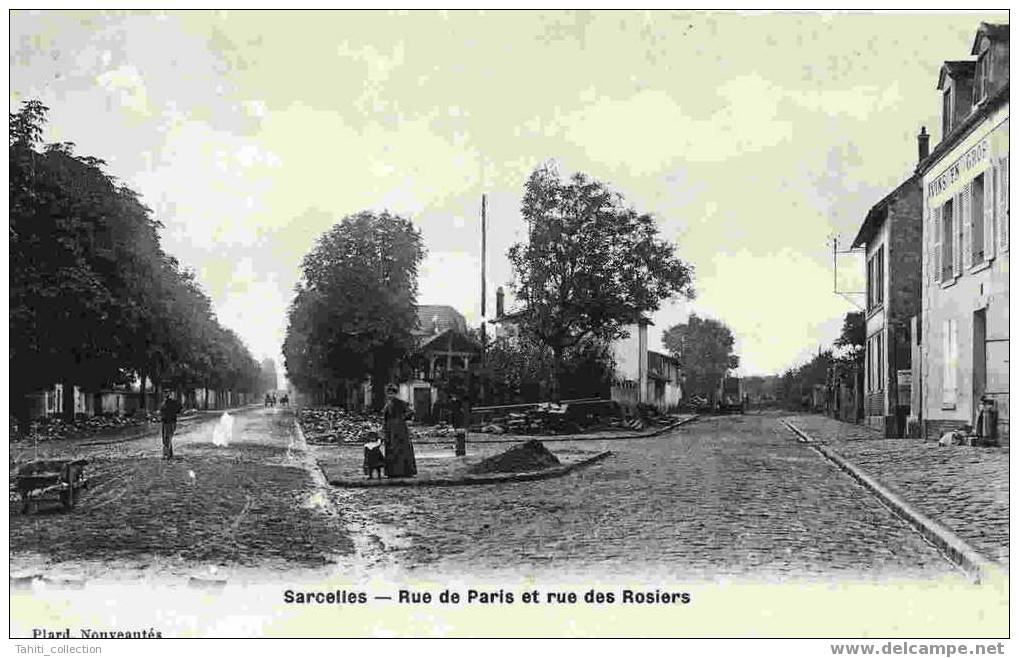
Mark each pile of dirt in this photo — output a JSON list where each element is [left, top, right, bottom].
[[468, 440, 561, 475]]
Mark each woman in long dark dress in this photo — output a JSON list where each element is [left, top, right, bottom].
[[382, 384, 417, 478]]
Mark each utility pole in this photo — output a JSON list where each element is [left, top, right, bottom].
[[478, 194, 488, 407], [480, 193, 487, 349]]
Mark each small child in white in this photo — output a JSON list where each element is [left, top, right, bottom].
[[363, 436, 386, 479]]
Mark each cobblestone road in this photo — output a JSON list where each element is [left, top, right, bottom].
[[11, 409, 967, 583], [784, 414, 1009, 568], [9, 408, 352, 580], [330, 412, 960, 581]]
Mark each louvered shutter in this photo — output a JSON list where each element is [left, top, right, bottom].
[[955, 192, 964, 275], [999, 156, 1009, 253], [961, 185, 972, 270], [984, 166, 996, 261], [932, 205, 941, 284]]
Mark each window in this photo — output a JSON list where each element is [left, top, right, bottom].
[[866, 247, 885, 311], [876, 333, 883, 392], [941, 198, 954, 281], [972, 173, 985, 262], [942, 89, 953, 136], [975, 53, 987, 102], [867, 331, 885, 393]]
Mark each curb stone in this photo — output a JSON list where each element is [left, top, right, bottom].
[[782, 419, 1001, 584], [326, 450, 613, 488]]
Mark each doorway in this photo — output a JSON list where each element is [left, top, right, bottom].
[[972, 309, 987, 425], [413, 387, 432, 423]]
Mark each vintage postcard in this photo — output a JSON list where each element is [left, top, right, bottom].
[[7, 7, 1010, 646]]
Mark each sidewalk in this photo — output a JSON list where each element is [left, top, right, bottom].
[[783, 414, 1009, 569]]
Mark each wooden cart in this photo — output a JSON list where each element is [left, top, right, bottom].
[[15, 459, 89, 514]]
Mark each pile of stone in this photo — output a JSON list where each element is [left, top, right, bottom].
[[10, 411, 175, 443], [468, 439, 561, 474], [475, 404, 588, 436], [297, 407, 381, 445], [413, 423, 458, 439]]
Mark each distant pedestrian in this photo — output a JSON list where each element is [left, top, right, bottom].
[[160, 393, 183, 460], [382, 384, 417, 478], [271, 393, 277, 408], [264, 393, 271, 408]]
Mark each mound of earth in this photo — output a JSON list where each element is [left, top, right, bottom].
[[468, 440, 561, 475]]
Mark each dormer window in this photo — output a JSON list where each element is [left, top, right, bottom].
[[942, 88, 953, 137], [936, 60, 976, 139], [975, 44, 990, 103], [969, 23, 1009, 105]]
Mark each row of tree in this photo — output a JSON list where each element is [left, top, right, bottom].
[[9, 100, 263, 428], [283, 161, 722, 408], [774, 311, 865, 409]]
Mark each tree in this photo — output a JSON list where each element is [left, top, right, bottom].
[[662, 314, 739, 400], [10, 99, 262, 428], [833, 311, 865, 362], [776, 350, 832, 409], [284, 211, 425, 408], [507, 162, 694, 401]]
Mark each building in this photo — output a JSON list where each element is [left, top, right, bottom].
[[917, 22, 1009, 442], [851, 171, 923, 437], [647, 350, 683, 411], [399, 304, 482, 420], [607, 319, 681, 410], [491, 293, 682, 411]]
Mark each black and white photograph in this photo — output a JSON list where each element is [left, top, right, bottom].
[[7, 7, 1010, 644]]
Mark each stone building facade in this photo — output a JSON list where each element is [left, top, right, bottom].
[[918, 23, 1009, 443], [852, 173, 923, 437]]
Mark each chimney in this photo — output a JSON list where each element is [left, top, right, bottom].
[[496, 286, 505, 318], [918, 126, 930, 163]]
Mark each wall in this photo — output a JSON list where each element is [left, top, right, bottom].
[[609, 324, 643, 383], [863, 221, 889, 432]]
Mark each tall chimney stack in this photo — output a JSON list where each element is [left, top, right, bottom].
[[918, 126, 930, 163], [496, 286, 505, 319]]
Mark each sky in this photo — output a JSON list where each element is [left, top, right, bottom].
[[9, 10, 1008, 375]]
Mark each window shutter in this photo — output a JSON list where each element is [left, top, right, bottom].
[[955, 192, 964, 275], [999, 156, 1009, 253], [961, 185, 972, 270], [932, 205, 941, 285], [985, 165, 996, 261]]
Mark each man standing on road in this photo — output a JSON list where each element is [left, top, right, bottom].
[[160, 393, 183, 460]]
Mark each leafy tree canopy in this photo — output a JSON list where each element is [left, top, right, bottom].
[[507, 162, 694, 399], [284, 210, 425, 405], [662, 313, 740, 399]]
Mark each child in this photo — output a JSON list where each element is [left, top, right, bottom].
[[363, 434, 386, 479]]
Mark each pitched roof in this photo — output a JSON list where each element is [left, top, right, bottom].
[[971, 22, 1010, 55], [851, 174, 920, 248], [418, 327, 483, 353], [414, 304, 467, 336], [918, 81, 1009, 175], [937, 60, 976, 90]]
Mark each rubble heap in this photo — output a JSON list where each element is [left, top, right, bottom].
[[297, 407, 382, 445], [468, 439, 561, 474], [474, 401, 678, 435], [9, 409, 197, 444]]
